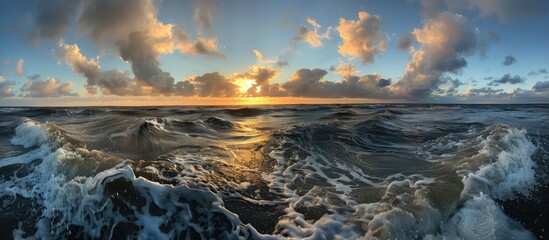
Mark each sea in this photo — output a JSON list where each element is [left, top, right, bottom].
[[0, 104, 547, 239]]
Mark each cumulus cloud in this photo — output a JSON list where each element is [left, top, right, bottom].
[[337, 11, 387, 64], [188, 72, 240, 97], [58, 43, 137, 96], [282, 68, 391, 98], [37, 0, 226, 97], [295, 17, 332, 47], [532, 81, 549, 92], [172, 26, 224, 57], [20, 77, 77, 98], [487, 73, 525, 86], [117, 32, 176, 95], [0, 76, 16, 98], [330, 63, 360, 78], [393, 12, 478, 99], [16, 58, 24, 76], [503, 55, 517, 66]]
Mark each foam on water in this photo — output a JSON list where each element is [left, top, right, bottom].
[[0, 106, 544, 240], [259, 123, 538, 239], [0, 119, 262, 239]]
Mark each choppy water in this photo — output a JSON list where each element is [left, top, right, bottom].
[[0, 104, 547, 239]]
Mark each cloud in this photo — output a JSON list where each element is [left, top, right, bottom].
[[337, 11, 387, 64], [58, 43, 100, 82], [58, 43, 137, 96], [487, 73, 525, 86], [503, 55, 517, 66], [188, 72, 240, 97], [252, 49, 288, 68], [47, 0, 225, 97], [233, 66, 285, 97], [393, 12, 478, 99], [528, 68, 548, 76], [0, 76, 16, 98], [16, 58, 24, 76], [78, 0, 157, 42], [434, 76, 463, 95], [173, 26, 224, 57], [117, 31, 176, 95], [462, 86, 505, 97], [462, 0, 547, 21], [193, 0, 216, 36], [533, 81, 549, 92], [397, 32, 416, 52], [20, 77, 77, 98], [330, 63, 360, 78], [282, 68, 391, 98], [295, 17, 332, 47], [28, 0, 82, 44]]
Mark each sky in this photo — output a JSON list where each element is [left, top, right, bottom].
[[0, 0, 548, 106]]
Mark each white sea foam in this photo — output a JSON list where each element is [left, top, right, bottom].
[[10, 118, 49, 148], [1, 119, 256, 239]]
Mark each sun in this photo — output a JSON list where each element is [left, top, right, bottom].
[[234, 78, 256, 93]]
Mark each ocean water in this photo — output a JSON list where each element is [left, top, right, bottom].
[[0, 104, 547, 239]]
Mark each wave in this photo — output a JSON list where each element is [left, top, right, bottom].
[[260, 123, 538, 239], [0, 106, 544, 239], [0, 118, 266, 239], [223, 108, 264, 117]]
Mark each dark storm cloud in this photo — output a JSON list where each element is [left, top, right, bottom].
[[503, 55, 517, 66], [28, 0, 82, 44], [397, 32, 415, 51], [20, 77, 77, 98], [488, 74, 525, 86], [533, 81, 549, 92]]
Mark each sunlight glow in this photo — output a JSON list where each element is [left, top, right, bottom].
[[234, 78, 256, 93]]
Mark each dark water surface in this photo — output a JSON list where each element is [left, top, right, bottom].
[[0, 104, 547, 239]]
